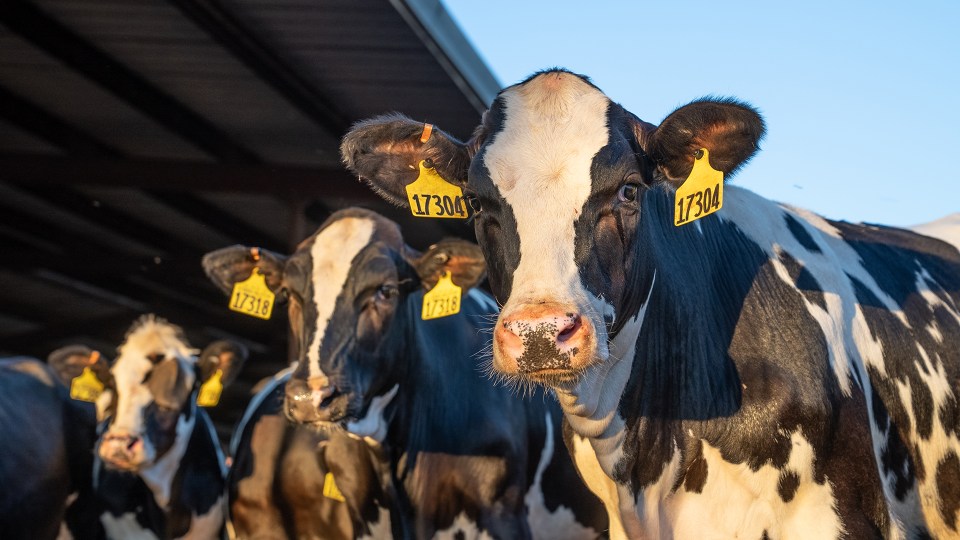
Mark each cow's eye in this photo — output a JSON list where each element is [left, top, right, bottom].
[[375, 284, 398, 302], [465, 194, 482, 213], [618, 183, 640, 203]]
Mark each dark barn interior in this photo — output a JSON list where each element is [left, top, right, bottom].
[[0, 0, 499, 442]]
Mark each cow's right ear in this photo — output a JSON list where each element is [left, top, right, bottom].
[[46, 345, 112, 388], [340, 114, 472, 208], [201, 245, 287, 295]]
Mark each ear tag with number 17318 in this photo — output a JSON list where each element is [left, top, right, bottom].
[[405, 161, 468, 219], [674, 148, 723, 226], [421, 271, 462, 320], [229, 268, 274, 320]]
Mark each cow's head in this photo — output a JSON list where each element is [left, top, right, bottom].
[[341, 69, 764, 387], [202, 208, 485, 435], [97, 316, 246, 471]]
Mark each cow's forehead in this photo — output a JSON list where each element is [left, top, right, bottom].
[[483, 71, 611, 193], [114, 318, 194, 374]]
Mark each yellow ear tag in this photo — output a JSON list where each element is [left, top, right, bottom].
[[197, 369, 223, 407], [405, 160, 468, 219], [421, 271, 462, 320], [323, 472, 346, 502], [229, 268, 275, 320], [70, 367, 104, 403], [674, 148, 723, 226]]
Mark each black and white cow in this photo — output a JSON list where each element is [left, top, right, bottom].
[[341, 69, 960, 539], [227, 367, 402, 539], [94, 316, 246, 539], [203, 208, 608, 539], [0, 357, 100, 540]]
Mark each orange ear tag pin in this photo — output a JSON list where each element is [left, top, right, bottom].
[[70, 350, 104, 403], [421, 271, 462, 320], [674, 148, 724, 226], [229, 266, 275, 320]]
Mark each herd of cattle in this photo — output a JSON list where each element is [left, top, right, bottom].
[[2, 69, 958, 540]]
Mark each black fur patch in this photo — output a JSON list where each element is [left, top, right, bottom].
[[785, 214, 822, 253], [937, 452, 960, 530], [778, 470, 800, 502], [682, 442, 708, 494]]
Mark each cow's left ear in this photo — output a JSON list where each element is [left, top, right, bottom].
[[411, 238, 486, 291], [341, 114, 473, 208], [197, 340, 249, 387], [640, 98, 766, 183]]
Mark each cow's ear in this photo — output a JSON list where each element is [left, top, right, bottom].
[[46, 345, 112, 388], [201, 245, 287, 295], [197, 340, 248, 387], [341, 114, 472, 208], [412, 238, 486, 291], [642, 98, 765, 183]]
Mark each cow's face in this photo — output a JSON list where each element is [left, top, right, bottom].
[[97, 317, 245, 471], [341, 69, 763, 387], [202, 208, 486, 435]]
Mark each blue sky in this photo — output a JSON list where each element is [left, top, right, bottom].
[[442, 0, 958, 227]]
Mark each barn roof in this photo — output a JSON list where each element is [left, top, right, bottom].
[[0, 0, 498, 437]]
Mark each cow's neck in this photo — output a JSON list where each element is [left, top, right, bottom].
[[557, 187, 766, 485], [139, 399, 197, 509]]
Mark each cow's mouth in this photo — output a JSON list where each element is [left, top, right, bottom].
[[523, 367, 583, 385]]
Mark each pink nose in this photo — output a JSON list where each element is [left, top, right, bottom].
[[99, 431, 144, 469], [493, 304, 594, 375]]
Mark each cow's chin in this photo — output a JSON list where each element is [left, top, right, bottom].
[[99, 449, 153, 472], [489, 349, 601, 390]]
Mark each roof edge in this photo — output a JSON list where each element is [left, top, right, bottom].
[[387, 0, 501, 113]]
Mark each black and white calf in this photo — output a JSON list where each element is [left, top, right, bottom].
[[94, 316, 246, 539], [227, 368, 401, 539], [343, 69, 960, 539], [203, 208, 607, 539]]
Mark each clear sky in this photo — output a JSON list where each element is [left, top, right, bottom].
[[441, 0, 958, 227]]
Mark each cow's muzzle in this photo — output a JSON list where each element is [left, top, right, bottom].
[[492, 302, 596, 381], [284, 376, 349, 425], [98, 430, 148, 470]]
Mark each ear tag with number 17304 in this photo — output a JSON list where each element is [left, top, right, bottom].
[[229, 268, 274, 320], [674, 148, 723, 226], [405, 160, 468, 219], [421, 271, 462, 320]]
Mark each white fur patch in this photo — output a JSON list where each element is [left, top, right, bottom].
[[485, 73, 613, 354], [306, 217, 377, 381], [345, 384, 399, 443], [524, 413, 601, 540], [180, 495, 225, 540], [661, 432, 842, 540], [431, 512, 494, 540], [357, 507, 393, 540], [101, 512, 159, 540]]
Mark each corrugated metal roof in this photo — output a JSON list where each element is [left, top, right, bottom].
[[0, 0, 499, 440]]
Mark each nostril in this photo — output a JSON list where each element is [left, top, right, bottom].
[[557, 315, 582, 342], [318, 387, 340, 409], [126, 437, 140, 451]]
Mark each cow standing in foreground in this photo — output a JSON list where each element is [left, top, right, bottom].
[[203, 208, 608, 539], [0, 357, 100, 539], [342, 69, 960, 539], [227, 368, 402, 539], [94, 316, 246, 539]]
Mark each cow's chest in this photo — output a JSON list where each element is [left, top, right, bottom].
[[624, 433, 844, 540]]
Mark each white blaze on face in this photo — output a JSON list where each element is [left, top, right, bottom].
[[485, 72, 610, 318], [109, 318, 196, 453], [306, 217, 377, 381]]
